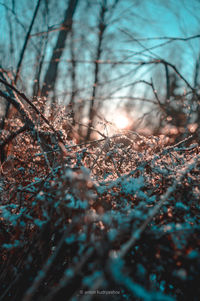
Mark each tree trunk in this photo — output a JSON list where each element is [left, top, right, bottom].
[[86, 1, 107, 141], [41, 0, 79, 97]]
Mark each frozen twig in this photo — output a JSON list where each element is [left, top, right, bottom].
[[116, 154, 200, 259]]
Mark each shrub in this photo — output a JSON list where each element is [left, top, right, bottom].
[[0, 94, 200, 301]]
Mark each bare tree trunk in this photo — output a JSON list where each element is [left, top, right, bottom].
[[164, 63, 170, 101], [69, 27, 77, 124], [32, 38, 48, 97], [86, 0, 107, 141], [32, 1, 49, 97], [41, 0, 79, 97]]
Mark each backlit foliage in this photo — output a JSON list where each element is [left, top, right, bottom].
[[0, 100, 200, 301]]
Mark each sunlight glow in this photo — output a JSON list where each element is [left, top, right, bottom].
[[111, 112, 130, 129]]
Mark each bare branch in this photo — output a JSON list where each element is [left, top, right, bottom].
[[14, 0, 42, 84]]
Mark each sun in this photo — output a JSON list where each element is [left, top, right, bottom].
[[112, 112, 130, 129]]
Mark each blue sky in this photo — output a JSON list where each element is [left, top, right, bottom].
[[0, 0, 200, 128], [1, 0, 199, 81]]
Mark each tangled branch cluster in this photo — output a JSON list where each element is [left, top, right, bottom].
[[0, 92, 200, 301]]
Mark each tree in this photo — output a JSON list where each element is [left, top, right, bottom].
[[41, 0, 79, 98]]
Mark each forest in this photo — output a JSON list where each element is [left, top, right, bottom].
[[0, 0, 200, 300]]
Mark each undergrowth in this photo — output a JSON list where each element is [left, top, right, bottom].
[[0, 100, 200, 301]]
